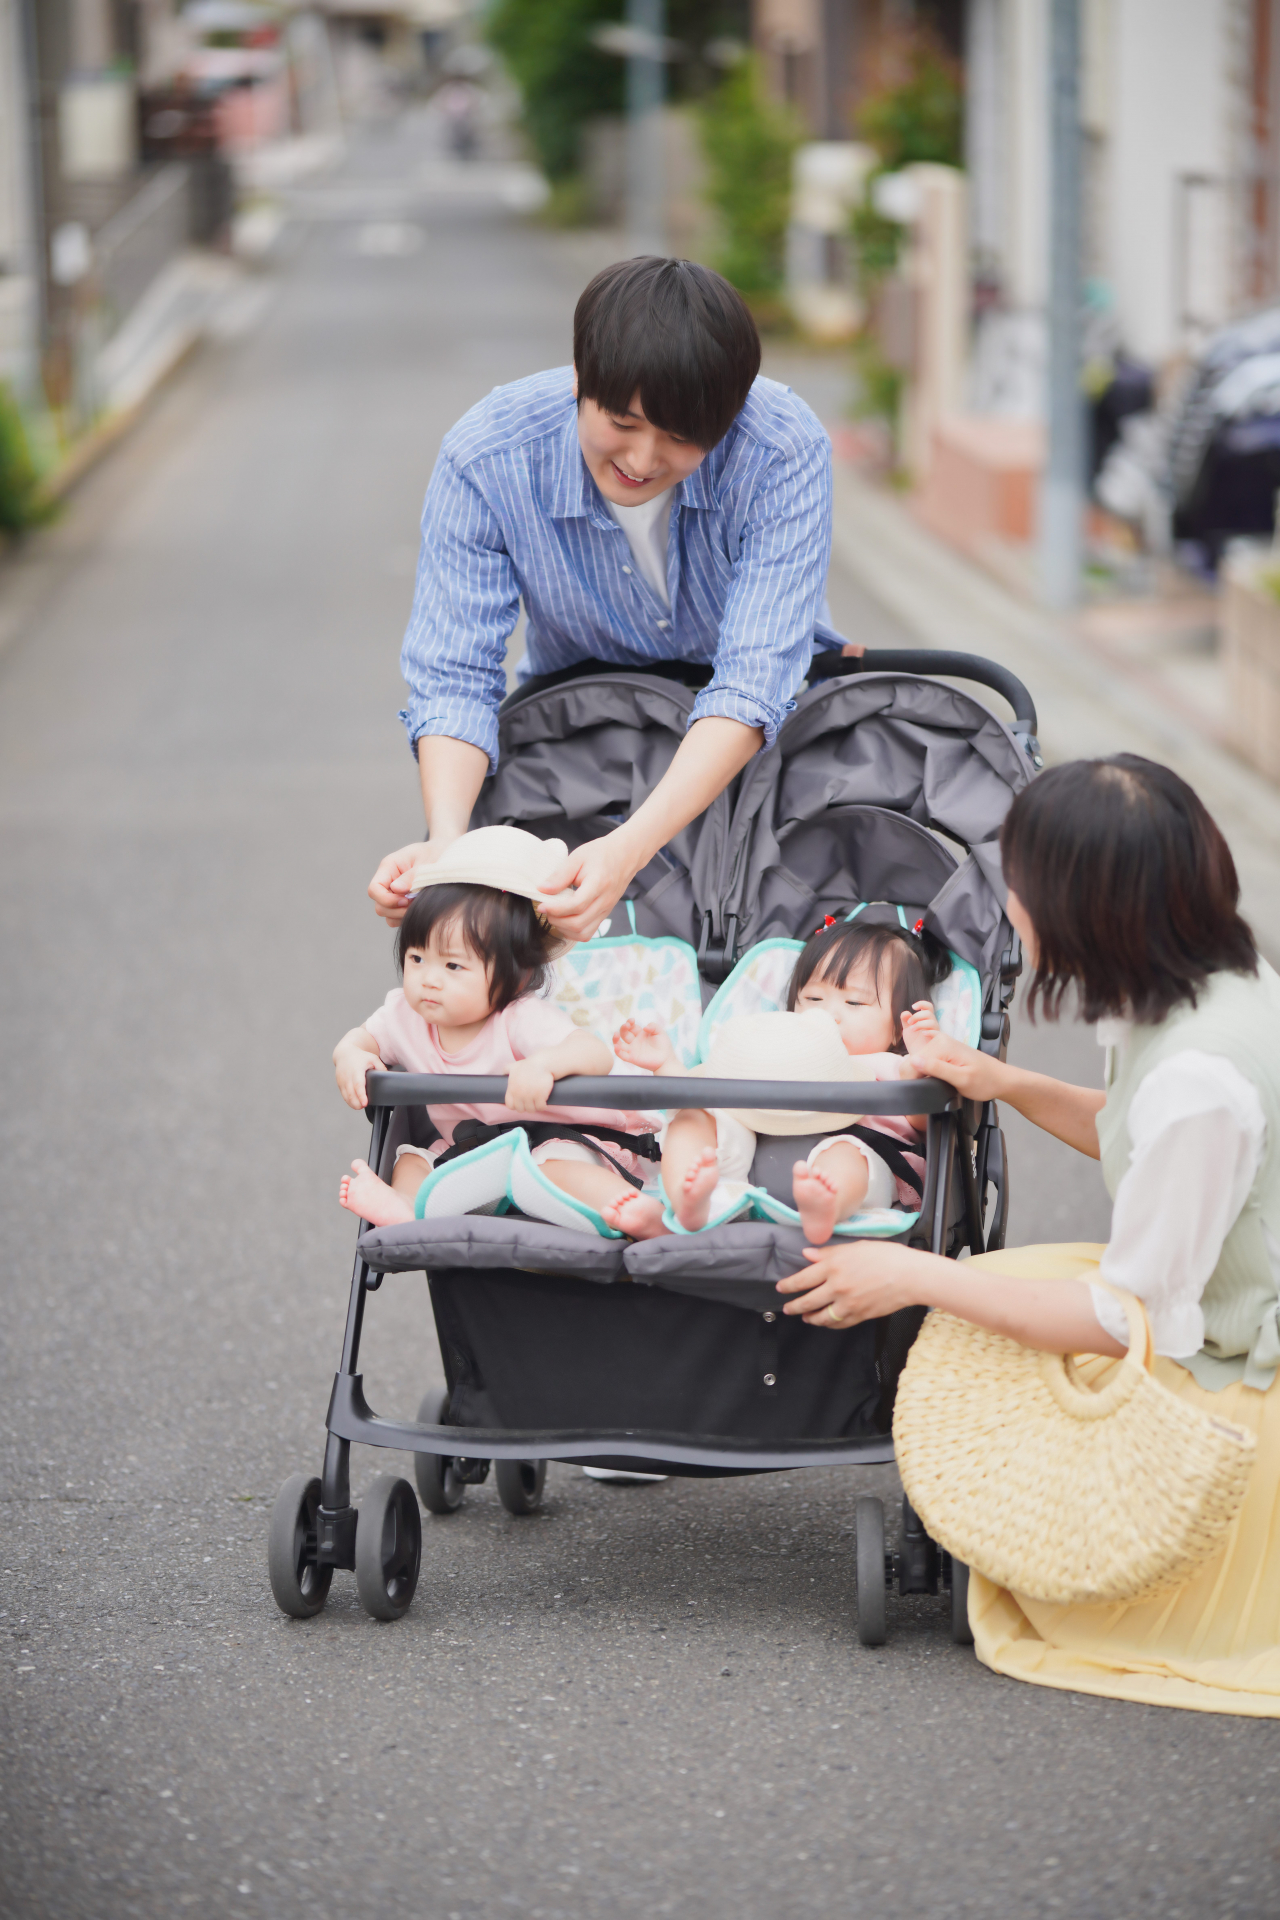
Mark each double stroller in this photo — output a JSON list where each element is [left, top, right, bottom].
[[268, 649, 1040, 1645]]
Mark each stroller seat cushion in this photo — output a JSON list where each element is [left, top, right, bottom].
[[552, 916, 703, 1065], [358, 1213, 628, 1280]]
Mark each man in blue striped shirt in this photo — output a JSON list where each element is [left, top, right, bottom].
[[369, 257, 848, 940]]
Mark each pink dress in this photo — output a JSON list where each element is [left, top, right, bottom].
[[362, 990, 655, 1178]]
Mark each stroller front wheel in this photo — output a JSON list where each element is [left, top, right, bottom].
[[494, 1458, 546, 1516], [854, 1495, 887, 1647], [355, 1475, 422, 1621], [267, 1474, 333, 1619]]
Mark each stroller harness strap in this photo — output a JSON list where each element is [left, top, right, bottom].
[[435, 1118, 661, 1190], [837, 1124, 926, 1201]]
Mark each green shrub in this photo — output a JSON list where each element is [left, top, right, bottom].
[[847, 33, 962, 428], [0, 383, 55, 535], [698, 55, 799, 297], [859, 35, 962, 173], [486, 0, 625, 181]]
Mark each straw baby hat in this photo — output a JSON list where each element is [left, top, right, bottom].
[[695, 1010, 880, 1135], [409, 825, 577, 958]]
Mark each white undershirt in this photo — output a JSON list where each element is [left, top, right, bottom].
[[606, 486, 674, 608], [1088, 1018, 1277, 1355]]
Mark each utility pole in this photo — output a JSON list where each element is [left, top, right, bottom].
[[1040, 0, 1083, 610], [625, 0, 665, 256]]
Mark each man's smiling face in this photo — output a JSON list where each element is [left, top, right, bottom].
[[574, 380, 708, 506]]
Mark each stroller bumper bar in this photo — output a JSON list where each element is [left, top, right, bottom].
[[362, 1071, 957, 1115], [325, 1372, 898, 1472]]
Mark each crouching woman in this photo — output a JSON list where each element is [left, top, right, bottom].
[[779, 754, 1280, 1715]]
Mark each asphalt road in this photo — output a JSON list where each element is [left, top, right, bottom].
[[2, 111, 1275, 1920]]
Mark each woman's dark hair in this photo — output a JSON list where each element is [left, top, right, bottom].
[[786, 919, 952, 1052], [1000, 755, 1257, 1023], [395, 883, 554, 1013], [574, 256, 761, 451]]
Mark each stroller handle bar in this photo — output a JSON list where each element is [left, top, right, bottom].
[[363, 1071, 957, 1116], [809, 646, 1039, 737]]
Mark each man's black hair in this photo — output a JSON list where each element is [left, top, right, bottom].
[[395, 883, 555, 1013], [574, 256, 761, 451]]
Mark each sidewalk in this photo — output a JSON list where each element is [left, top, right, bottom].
[[828, 453, 1280, 962]]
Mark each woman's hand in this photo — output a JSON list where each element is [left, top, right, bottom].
[[505, 1058, 556, 1112], [901, 1002, 1006, 1103], [777, 1241, 923, 1328], [613, 1018, 678, 1074]]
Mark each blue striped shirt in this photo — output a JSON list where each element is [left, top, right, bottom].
[[399, 367, 843, 767]]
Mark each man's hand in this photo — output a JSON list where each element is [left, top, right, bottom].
[[505, 1058, 557, 1112], [776, 1241, 920, 1328], [368, 840, 432, 927], [538, 832, 645, 944], [612, 1017, 679, 1075]]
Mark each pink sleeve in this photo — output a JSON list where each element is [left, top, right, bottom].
[[362, 992, 405, 1066], [505, 994, 577, 1057]]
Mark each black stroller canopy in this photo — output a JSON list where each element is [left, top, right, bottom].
[[475, 665, 1035, 987]]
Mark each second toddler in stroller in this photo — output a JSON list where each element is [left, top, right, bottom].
[[607, 919, 949, 1242]]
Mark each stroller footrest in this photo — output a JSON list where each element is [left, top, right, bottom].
[[316, 1504, 357, 1570]]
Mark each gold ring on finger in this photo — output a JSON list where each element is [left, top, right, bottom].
[[825, 1302, 843, 1326]]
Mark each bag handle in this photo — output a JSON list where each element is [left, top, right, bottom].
[[1036, 1284, 1154, 1421]]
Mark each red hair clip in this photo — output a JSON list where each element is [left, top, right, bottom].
[[812, 914, 838, 936], [913, 917, 925, 935]]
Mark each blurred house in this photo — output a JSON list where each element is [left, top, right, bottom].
[[754, 1, 1280, 559], [0, 2, 355, 447]]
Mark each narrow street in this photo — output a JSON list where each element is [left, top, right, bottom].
[[1, 111, 1272, 1920]]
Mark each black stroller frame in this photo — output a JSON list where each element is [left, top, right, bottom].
[[268, 651, 1037, 1644]]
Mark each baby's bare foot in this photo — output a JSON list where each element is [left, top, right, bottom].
[[602, 1191, 669, 1240], [339, 1159, 415, 1228], [675, 1147, 721, 1232], [793, 1161, 841, 1245]]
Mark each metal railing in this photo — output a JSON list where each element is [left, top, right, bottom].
[[92, 163, 192, 340]]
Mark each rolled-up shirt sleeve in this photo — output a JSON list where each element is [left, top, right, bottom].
[[689, 433, 833, 747], [1091, 1051, 1266, 1355], [398, 451, 520, 770]]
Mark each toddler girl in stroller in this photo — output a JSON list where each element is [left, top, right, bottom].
[[605, 917, 950, 1242], [333, 827, 658, 1230]]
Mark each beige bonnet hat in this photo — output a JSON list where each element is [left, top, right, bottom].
[[693, 1010, 878, 1135], [409, 825, 577, 958]]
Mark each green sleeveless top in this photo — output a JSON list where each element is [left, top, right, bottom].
[[1096, 961, 1280, 1392]]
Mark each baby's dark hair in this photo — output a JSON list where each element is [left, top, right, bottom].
[[786, 919, 952, 1051], [395, 883, 555, 1012]]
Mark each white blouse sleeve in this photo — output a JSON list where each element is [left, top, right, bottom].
[[1090, 1050, 1266, 1355]]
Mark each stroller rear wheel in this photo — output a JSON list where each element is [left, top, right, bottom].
[[494, 1458, 546, 1516], [355, 1475, 422, 1621], [854, 1495, 887, 1647], [414, 1389, 468, 1514], [267, 1474, 333, 1619]]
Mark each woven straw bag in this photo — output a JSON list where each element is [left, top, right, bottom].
[[892, 1287, 1256, 1605]]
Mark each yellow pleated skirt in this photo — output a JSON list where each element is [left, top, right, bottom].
[[964, 1244, 1280, 1717]]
